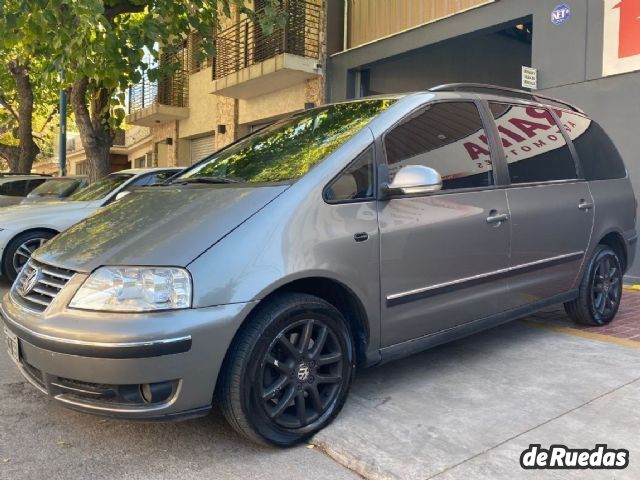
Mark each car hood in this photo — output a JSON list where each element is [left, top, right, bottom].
[[0, 201, 94, 228], [34, 184, 288, 273]]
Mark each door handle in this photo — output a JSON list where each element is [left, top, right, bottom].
[[354, 232, 369, 243], [486, 210, 509, 225], [578, 200, 593, 211]]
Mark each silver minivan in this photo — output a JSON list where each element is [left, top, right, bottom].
[[2, 84, 637, 446]]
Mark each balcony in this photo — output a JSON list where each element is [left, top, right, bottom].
[[211, 0, 322, 99], [126, 68, 190, 127]]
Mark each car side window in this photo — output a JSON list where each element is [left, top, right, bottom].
[[26, 179, 47, 193], [488, 103, 577, 184], [384, 101, 494, 191], [129, 173, 154, 187], [131, 171, 176, 187], [324, 147, 375, 202], [0, 180, 30, 197], [558, 111, 626, 180]]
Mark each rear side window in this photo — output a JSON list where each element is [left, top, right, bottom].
[[324, 147, 375, 202], [384, 102, 494, 191], [558, 112, 626, 180], [489, 103, 577, 184], [129, 171, 175, 187], [0, 180, 30, 197], [26, 179, 47, 193]]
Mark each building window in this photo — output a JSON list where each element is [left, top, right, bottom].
[[75, 161, 88, 175], [134, 153, 154, 168]]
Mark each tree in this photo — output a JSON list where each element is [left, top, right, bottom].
[[0, 39, 59, 173], [1, 0, 283, 182]]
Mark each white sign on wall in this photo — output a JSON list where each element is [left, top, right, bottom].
[[603, 0, 640, 76], [521, 66, 538, 89]]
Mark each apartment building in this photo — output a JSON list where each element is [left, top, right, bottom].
[[125, 0, 338, 168]]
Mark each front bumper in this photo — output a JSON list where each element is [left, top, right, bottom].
[[1, 294, 256, 420]]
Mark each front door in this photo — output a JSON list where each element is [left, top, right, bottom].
[[486, 103, 595, 306], [378, 101, 512, 347]]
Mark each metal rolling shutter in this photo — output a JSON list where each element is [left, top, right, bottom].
[[190, 135, 216, 164]]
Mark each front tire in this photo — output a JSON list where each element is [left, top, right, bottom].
[[564, 245, 623, 326], [218, 293, 355, 447], [3, 230, 56, 282]]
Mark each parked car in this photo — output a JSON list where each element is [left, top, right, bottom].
[[20, 176, 89, 204], [0, 167, 180, 281], [0, 174, 50, 208], [2, 85, 636, 447]]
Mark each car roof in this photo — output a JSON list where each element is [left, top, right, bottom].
[[0, 174, 50, 182], [41, 175, 88, 181]]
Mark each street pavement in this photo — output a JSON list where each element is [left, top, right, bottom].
[[1, 279, 640, 480]]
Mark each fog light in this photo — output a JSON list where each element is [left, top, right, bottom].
[[140, 382, 174, 404]]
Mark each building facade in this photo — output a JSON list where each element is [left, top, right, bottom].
[[328, 0, 640, 280], [33, 126, 155, 176], [126, 0, 331, 168]]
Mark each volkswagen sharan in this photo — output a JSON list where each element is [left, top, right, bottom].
[[2, 84, 636, 446]]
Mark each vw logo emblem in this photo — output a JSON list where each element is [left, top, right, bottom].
[[18, 268, 40, 297], [297, 364, 310, 382]]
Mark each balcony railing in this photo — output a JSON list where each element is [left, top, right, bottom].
[[128, 68, 189, 115], [213, 0, 321, 80]]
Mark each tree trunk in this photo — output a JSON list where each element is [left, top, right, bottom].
[[71, 78, 115, 183], [0, 143, 20, 171], [6, 61, 40, 173]]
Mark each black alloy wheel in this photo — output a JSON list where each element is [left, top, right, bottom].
[[258, 318, 344, 430], [565, 245, 623, 326], [590, 252, 622, 320], [218, 293, 355, 447]]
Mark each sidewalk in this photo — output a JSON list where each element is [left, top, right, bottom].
[[312, 292, 640, 480]]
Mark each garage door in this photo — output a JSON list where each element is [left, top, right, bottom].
[[190, 135, 216, 164]]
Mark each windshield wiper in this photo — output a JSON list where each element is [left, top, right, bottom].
[[177, 176, 244, 185]]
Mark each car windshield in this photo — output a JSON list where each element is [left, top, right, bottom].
[[29, 178, 81, 197], [174, 99, 396, 185], [68, 174, 133, 201]]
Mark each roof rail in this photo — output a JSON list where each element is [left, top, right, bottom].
[[429, 83, 585, 115]]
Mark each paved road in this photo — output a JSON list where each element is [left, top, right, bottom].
[[2, 278, 640, 479]]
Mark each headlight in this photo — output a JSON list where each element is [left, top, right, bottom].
[[69, 266, 192, 312]]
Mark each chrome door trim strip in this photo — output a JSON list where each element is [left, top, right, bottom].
[[386, 251, 584, 307]]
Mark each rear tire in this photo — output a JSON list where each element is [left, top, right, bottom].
[[217, 293, 355, 447], [564, 245, 623, 326], [3, 230, 56, 282]]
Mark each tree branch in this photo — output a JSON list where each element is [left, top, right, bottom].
[[104, 0, 148, 21], [0, 95, 19, 121], [38, 106, 59, 133]]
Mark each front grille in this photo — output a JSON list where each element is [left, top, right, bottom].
[[11, 259, 75, 313]]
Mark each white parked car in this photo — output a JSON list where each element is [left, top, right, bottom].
[[0, 167, 180, 281], [0, 174, 50, 208]]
